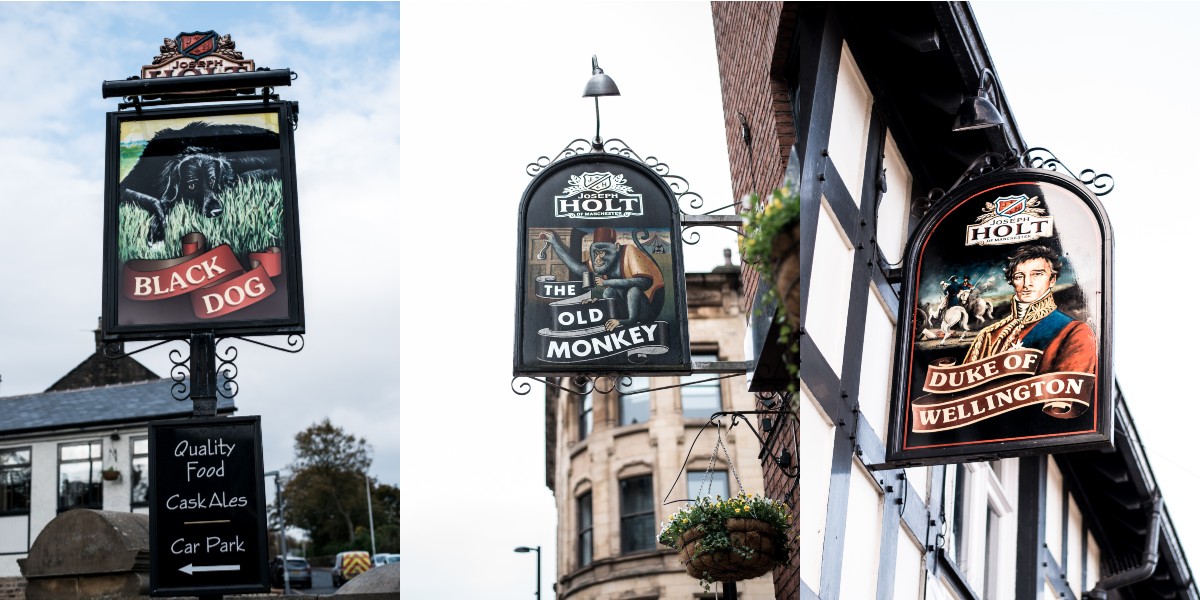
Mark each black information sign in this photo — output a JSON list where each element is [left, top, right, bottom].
[[150, 416, 269, 596]]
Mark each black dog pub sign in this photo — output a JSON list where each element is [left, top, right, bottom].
[[101, 102, 303, 340], [514, 153, 690, 376], [886, 169, 1113, 465]]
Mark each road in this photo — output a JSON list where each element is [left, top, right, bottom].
[[274, 566, 336, 596]]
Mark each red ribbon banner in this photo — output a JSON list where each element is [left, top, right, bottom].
[[122, 233, 283, 319]]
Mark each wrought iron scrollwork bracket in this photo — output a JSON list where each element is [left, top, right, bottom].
[[510, 361, 753, 397], [915, 147, 1114, 221], [526, 137, 742, 247], [102, 334, 304, 402]]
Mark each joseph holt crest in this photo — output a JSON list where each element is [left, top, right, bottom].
[[554, 171, 645, 219]]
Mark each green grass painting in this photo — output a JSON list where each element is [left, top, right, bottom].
[[118, 177, 285, 263]]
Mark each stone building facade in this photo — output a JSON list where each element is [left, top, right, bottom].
[[546, 267, 780, 599]]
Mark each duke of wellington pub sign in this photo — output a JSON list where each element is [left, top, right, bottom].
[[886, 168, 1114, 466], [515, 153, 691, 376]]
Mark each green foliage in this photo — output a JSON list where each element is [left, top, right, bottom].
[[740, 187, 801, 390], [117, 178, 284, 263], [282, 419, 389, 555], [658, 492, 792, 587]]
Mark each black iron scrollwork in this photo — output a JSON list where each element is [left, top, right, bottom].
[[102, 338, 174, 360], [918, 147, 1115, 219], [230, 334, 305, 354], [215, 342, 239, 400], [526, 139, 593, 176], [1020, 147, 1114, 196], [526, 137, 738, 246], [169, 346, 191, 401]]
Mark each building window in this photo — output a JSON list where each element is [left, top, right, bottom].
[[687, 470, 729, 501], [0, 448, 32, 514], [59, 441, 102, 511], [618, 376, 650, 426], [131, 437, 149, 507], [620, 475, 655, 554], [578, 391, 593, 441], [984, 501, 1001, 600], [681, 352, 721, 419], [577, 492, 593, 567]]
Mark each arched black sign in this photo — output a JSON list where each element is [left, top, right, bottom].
[[886, 169, 1114, 465], [514, 153, 691, 376]]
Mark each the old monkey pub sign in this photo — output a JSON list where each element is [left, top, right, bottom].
[[886, 169, 1113, 465], [515, 154, 690, 375]]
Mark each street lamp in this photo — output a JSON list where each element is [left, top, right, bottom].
[[513, 545, 541, 600], [265, 470, 290, 595]]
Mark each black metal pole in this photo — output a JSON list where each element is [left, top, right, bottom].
[[535, 546, 541, 600], [722, 581, 738, 599], [191, 333, 220, 600], [190, 333, 218, 417]]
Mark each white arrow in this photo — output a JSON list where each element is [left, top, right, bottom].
[[179, 563, 241, 575]]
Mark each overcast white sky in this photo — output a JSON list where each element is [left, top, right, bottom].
[[401, 2, 1200, 597], [0, 2, 399, 496]]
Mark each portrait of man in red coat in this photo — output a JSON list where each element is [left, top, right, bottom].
[[963, 244, 1097, 377]]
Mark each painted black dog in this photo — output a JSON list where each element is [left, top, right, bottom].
[[120, 121, 280, 246]]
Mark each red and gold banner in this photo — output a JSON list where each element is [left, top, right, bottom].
[[122, 233, 282, 319], [912, 347, 1094, 433]]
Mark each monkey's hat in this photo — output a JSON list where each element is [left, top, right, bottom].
[[592, 227, 618, 244]]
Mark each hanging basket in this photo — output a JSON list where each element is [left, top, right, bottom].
[[101, 469, 121, 481], [769, 219, 801, 327], [678, 518, 778, 582]]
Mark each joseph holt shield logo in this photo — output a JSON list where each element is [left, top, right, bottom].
[[178, 31, 218, 59], [995, 194, 1027, 217]]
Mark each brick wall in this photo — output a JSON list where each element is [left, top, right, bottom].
[[0, 577, 26, 600], [712, 3, 803, 599], [711, 1, 794, 314]]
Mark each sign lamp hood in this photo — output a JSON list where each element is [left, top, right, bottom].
[[953, 67, 1005, 131], [583, 55, 620, 148]]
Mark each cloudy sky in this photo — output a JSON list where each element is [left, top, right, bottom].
[[0, 2, 399, 494], [400, 1, 1200, 597]]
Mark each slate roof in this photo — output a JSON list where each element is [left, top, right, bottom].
[[0, 379, 236, 436]]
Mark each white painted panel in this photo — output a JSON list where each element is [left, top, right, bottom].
[[877, 131, 913, 261], [1086, 533, 1101, 590], [858, 283, 896, 433], [839, 460, 883, 600], [808, 196, 854, 375], [0, 515, 28, 553], [1046, 458, 1064, 566], [828, 42, 872, 207], [799, 384, 835, 588], [906, 465, 929, 505], [893, 525, 925, 600], [1068, 495, 1083, 594]]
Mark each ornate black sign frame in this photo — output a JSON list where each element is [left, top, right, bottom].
[[514, 152, 691, 376], [885, 167, 1114, 466], [101, 101, 304, 342]]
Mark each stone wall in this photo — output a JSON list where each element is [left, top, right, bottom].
[[0, 577, 26, 600]]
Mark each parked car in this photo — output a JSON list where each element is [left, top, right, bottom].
[[331, 550, 372, 587], [373, 552, 400, 567], [269, 556, 312, 589]]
